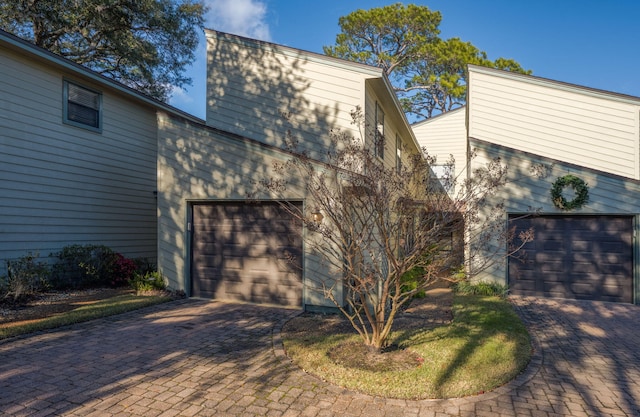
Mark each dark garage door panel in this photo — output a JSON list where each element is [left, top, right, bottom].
[[509, 215, 633, 303], [191, 202, 303, 307]]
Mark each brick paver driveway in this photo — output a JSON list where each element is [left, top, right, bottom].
[[1, 297, 639, 416]]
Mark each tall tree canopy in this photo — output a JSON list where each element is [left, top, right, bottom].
[[0, 0, 205, 101], [324, 3, 531, 119]]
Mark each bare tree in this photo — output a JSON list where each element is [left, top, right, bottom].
[[258, 110, 533, 350]]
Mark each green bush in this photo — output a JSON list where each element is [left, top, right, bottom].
[[49, 244, 137, 289], [129, 271, 166, 292], [1, 253, 50, 300], [400, 266, 427, 298], [453, 280, 509, 298]]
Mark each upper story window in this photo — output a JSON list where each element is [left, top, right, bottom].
[[374, 102, 385, 159], [395, 134, 403, 174], [63, 80, 102, 132]]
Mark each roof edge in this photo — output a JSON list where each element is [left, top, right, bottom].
[[205, 29, 384, 77], [0, 29, 204, 124], [468, 64, 640, 106]]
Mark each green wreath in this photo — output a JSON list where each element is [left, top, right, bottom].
[[550, 174, 589, 211]]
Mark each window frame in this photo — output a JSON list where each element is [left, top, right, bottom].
[[374, 101, 385, 160], [63, 79, 103, 133], [395, 133, 403, 174]]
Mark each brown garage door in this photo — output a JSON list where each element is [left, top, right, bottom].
[[508, 215, 633, 303], [191, 202, 303, 307]]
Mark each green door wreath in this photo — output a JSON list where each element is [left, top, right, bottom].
[[550, 174, 589, 211]]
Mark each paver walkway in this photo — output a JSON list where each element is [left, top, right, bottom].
[[1, 296, 639, 416]]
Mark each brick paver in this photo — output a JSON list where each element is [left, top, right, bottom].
[[1, 297, 640, 416]]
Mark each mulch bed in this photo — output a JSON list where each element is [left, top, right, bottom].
[[0, 288, 132, 326]]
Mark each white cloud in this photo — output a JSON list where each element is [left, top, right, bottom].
[[204, 0, 271, 41]]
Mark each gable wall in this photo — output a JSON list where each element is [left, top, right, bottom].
[[412, 107, 468, 181], [206, 31, 370, 163], [0, 44, 158, 270], [468, 68, 640, 180]]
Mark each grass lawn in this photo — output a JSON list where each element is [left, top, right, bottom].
[[0, 293, 174, 340], [281, 293, 531, 399]]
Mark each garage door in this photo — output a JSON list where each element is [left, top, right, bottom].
[[508, 215, 633, 303], [191, 202, 303, 307]]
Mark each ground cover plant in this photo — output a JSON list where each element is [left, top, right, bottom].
[[281, 289, 531, 399]]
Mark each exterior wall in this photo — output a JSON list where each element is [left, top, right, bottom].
[[206, 31, 422, 167], [0, 42, 158, 271], [468, 66, 640, 180], [157, 113, 341, 308], [206, 30, 372, 162], [363, 79, 420, 170], [412, 107, 468, 184], [470, 139, 640, 303]]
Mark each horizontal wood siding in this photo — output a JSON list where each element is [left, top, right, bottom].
[[206, 31, 367, 163], [469, 139, 640, 288], [412, 107, 467, 180], [0, 45, 158, 272], [157, 114, 340, 307], [468, 68, 640, 180]]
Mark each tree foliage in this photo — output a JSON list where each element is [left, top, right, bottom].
[[258, 110, 533, 350], [0, 0, 205, 101], [324, 3, 531, 119]]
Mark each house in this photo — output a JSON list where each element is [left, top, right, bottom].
[[156, 30, 424, 309], [1, 28, 424, 310], [0, 29, 201, 276], [416, 64, 640, 304]]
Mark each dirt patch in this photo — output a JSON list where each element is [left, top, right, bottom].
[[282, 280, 454, 372], [328, 340, 424, 371], [0, 288, 133, 327]]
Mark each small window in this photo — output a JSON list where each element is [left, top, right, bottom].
[[395, 134, 403, 173], [374, 102, 385, 159], [64, 80, 102, 132]]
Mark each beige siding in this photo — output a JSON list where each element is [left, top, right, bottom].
[[0, 45, 158, 269], [206, 31, 374, 162], [157, 114, 339, 307], [470, 139, 640, 286], [412, 107, 467, 181], [363, 80, 422, 171], [468, 66, 640, 180]]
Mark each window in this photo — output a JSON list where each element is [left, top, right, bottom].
[[64, 80, 102, 132], [395, 134, 403, 173], [374, 102, 385, 159]]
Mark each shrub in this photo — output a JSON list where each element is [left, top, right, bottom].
[[110, 254, 137, 287], [133, 257, 156, 275], [453, 280, 509, 298], [1, 253, 50, 300], [129, 271, 166, 293], [400, 266, 427, 298], [50, 244, 137, 289]]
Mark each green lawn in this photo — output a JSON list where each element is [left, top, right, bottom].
[[0, 293, 174, 340], [282, 294, 531, 399]]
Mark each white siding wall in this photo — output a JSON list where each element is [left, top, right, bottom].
[[206, 31, 374, 163], [361, 80, 420, 171], [157, 114, 340, 307], [468, 67, 640, 180], [412, 107, 467, 181], [0, 45, 158, 271], [470, 140, 640, 288]]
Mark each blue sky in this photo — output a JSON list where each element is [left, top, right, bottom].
[[170, 0, 640, 120]]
